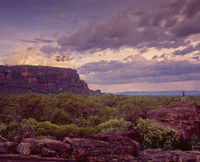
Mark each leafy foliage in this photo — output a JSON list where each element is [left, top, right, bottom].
[[135, 118, 179, 149], [99, 118, 131, 132], [0, 92, 199, 145]]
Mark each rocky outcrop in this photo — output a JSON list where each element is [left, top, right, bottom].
[[71, 130, 141, 162], [0, 135, 140, 161], [147, 102, 200, 140], [71, 137, 140, 162], [1, 134, 200, 161], [0, 65, 96, 94]]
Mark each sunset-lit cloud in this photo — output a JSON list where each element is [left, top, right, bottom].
[[1, 47, 75, 68]]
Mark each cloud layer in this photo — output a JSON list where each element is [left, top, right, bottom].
[[41, 0, 200, 54], [79, 55, 200, 84], [1, 0, 200, 91]]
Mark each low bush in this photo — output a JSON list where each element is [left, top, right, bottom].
[[99, 118, 132, 132], [4, 118, 102, 140], [135, 118, 179, 149]]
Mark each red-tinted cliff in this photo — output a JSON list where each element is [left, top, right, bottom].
[[0, 65, 94, 94]]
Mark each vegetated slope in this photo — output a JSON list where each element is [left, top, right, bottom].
[[0, 65, 95, 94]]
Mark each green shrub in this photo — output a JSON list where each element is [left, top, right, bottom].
[[19, 118, 100, 139], [99, 106, 119, 121], [98, 118, 131, 132], [135, 118, 179, 149], [3, 122, 35, 139], [50, 109, 70, 124]]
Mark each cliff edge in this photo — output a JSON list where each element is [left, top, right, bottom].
[[0, 65, 95, 94]]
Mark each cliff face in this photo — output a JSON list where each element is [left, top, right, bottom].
[[0, 65, 92, 94]]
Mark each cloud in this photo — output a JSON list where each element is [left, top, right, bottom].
[[18, 38, 54, 44], [173, 44, 200, 55], [40, 0, 200, 54], [40, 45, 59, 55], [78, 55, 200, 84], [152, 54, 167, 60], [0, 47, 74, 68]]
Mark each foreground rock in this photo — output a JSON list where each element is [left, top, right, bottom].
[[1, 148, 200, 162], [0, 154, 75, 162], [16, 143, 32, 155], [138, 149, 200, 162], [39, 139, 71, 158], [0, 142, 15, 154], [148, 102, 200, 140], [71, 137, 140, 161], [1, 135, 200, 161], [16, 138, 71, 158]]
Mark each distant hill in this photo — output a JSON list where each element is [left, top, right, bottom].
[[0, 65, 97, 94], [116, 91, 200, 96]]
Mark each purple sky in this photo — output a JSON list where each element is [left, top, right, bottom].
[[0, 0, 200, 92]]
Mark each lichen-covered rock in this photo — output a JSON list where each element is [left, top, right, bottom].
[[147, 102, 200, 140]]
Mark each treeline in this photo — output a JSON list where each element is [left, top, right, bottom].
[[0, 92, 200, 141]]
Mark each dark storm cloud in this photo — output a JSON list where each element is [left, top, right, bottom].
[[0, 0, 143, 27], [78, 57, 200, 84], [41, 0, 200, 54], [173, 44, 200, 55]]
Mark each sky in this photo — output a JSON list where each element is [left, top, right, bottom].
[[0, 0, 200, 92]]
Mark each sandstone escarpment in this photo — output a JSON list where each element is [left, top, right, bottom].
[[0, 65, 95, 94]]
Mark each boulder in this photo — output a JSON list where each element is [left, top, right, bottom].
[[147, 102, 200, 140], [12, 135, 23, 144], [41, 147, 57, 157], [39, 138, 71, 156], [0, 142, 15, 154], [21, 138, 41, 154], [71, 137, 140, 161], [63, 137, 72, 145], [108, 136, 141, 156], [16, 143, 31, 155]]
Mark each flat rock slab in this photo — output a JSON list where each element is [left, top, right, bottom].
[[0, 155, 76, 162]]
